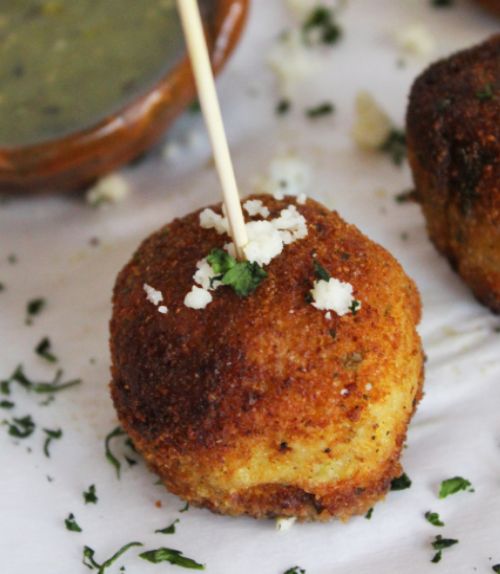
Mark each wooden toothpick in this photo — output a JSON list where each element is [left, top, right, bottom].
[[176, 0, 248, 260]]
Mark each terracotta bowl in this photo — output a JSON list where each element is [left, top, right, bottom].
[[0, 0, 249, 194], [473, 0, 500, 16]]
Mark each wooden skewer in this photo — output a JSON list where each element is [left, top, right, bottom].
[[176, 0, 248, 260]]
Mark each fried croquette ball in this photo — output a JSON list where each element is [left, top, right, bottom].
[[407, 35, 500, 312], [110, 195, 424, 521]]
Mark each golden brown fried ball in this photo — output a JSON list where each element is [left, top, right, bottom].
[[110, 196, 424, 521], [407, 35, 500, 312]]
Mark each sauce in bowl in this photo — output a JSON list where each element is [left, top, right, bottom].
[[0, 0, 196, 147]]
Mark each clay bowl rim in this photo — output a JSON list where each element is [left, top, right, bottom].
[[0, 0, 249, 193]]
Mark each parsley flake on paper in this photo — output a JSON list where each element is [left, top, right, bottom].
[[390, 472, 412, 491], [155, 519, 179, 535], [35, 337, 57, 363], [83, 484, 98, 504], [425, 511, 444, 527], [83, 542, 143, 573], [139, 548, 205, 570], [439, 476, 473, 498], [65, 513, 82, 532], [380, 129, 406, 166], [431, 535, 458, 563], [43, 428, 62, 457]]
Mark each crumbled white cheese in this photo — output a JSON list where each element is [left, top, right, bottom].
[[242, 221, 283, 266], [352, 91, 392, 150], [158, 305, 168, 314], [297, 193, 307, 205], [243, 199, 270, 219], [310, 277, 358, 316], [143, 283, 163, 307], [272, 204, 308, 245], [275, 517, 297, 531], [255, 155, 312, 202], [184, 286, 213, 309], [325, 311, 332, 320], [199, 208, 229, 235], [190, 199, 308, 309], [223, 204, 308, 267], [268, 30, 319, 94], [396, 24, 435, 57], [193, 258, 221, 291], [365, 383, 373, 391], [340, 388, 349, 397], [86, 173, 129, 206]]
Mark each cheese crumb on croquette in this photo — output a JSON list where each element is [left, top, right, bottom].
[[184, 285, 213, 309], [199, 204, 308, 266], [310, 277, 359, 316], [143, 283, 168, 314], [184, 201, 309, 309], [243, 199, 270, 218], [199, 208, 229, 234]]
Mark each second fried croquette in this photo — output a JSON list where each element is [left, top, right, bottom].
[[407, 35, 500, 312]]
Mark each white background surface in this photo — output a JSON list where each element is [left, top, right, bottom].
[[1, 1, 499, 573]]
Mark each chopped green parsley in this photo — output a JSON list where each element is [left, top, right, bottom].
[[83, 542, 143, 573], [1, 364, 81, 396], [302, 6, 342, 45], [492, 565, 500, 573], [365, 507, 374, 520], [105, 426, 130, 478], [65, 513, 82, 532], [35, 337, 57, 363], [380, 129, 406, 166], [83, 484, 98, 504], [207, 248, 267, 297], [431, 535, 458, 563], [155, 519, 179, 535], [0, 399, 14, 409], [276, 99, 292, 115], [390, 472, 412, 491], [425, 511, 444, 527], [5, 414, 35, 438], [26, 297, 46, 324], [284, 568, 306, 574], [313, 260, 330, 282], [306, 102, 335, 118], [439, 476, 473, 498], [139, 548, 204, 569], [179, 502, 190, 513], [476, 83, 494, 101], [43, 428, 62, 457]]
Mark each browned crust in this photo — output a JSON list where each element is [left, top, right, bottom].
[[110, 195, 424, 520], [406, 35, 500, 312]]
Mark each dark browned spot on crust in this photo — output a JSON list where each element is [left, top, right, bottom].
[[406, 35, 500, 313]]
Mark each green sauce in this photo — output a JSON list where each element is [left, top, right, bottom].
[[0, 0, 190, 147]]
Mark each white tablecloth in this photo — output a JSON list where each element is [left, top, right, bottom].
[[1, 1, 499, 573]]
